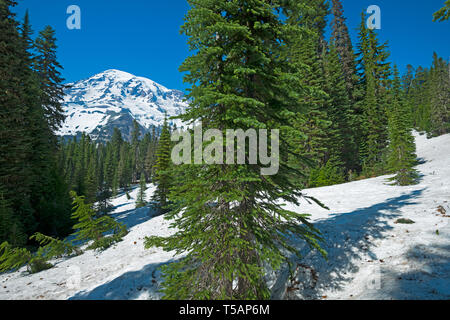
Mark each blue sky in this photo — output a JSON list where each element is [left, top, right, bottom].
[[13, 0, 449, 92]]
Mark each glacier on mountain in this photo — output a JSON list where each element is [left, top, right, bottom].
[[58, 69, 188, 141]]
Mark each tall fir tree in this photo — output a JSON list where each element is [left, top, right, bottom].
[[408, 66, 432, 132], [131, 120, 141, 182], [283, 1, 329, 184], [330, 0, 358, 102], [429, 53, 450, 136], [151, 117, 172, 213], [84, 156, 98, 204], [387, 66, 418, 186], [34, 25, 66, 133], [136, 172, 147, 209], [145, 0, 325, 299], [0, 1, 44, 241], [356, 12, 391, 173], [322, 43, 357, 174]]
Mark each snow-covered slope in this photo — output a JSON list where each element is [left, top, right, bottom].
[[59, 69, 188, 141], [1, 132, 449, 300]]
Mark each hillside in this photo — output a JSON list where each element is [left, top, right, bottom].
[[0, 132, 449, 300]]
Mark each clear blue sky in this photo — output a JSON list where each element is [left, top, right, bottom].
[[13, 0, 449, 92]]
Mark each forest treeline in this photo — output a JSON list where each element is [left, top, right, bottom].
[[0, 1, 175, 248], [0, 0, 449, 298], [1, 1, 71, 247]]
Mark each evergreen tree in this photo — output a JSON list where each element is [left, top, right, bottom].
[[330, 0, 359, 101], [34, 25, 66, 132], [429, 53, 450, 136], [131, 120, 142, 182], [387, 66, 418, 186], [103, 145, 116, 192], [356, 12, 391, 173], [298, 0, 329, 54], [402, 64, 415, 95], [70, 191, 127, 250], [408, 66, 432, 132], [0, 232, 79, 274], [0, 242, 33, 273], [151, 117, 172, 213], [145, 0, 325, 299], [136, 172, 147, 209], [144, 143, 156, 181], [19, 10, 34, 59], [323, 43, 357, 173], [284, 1, 330, 184], [96, 182, 113, 216], [0, 1, 42, 239], [0, 188, 27, 246], [84, 156, 98, 204]]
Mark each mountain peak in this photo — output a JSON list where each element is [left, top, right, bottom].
[[99, 69, 135, 77], [59, 70, 187, 141]]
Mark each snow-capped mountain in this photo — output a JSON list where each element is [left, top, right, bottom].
[[59, 69, 188, 141]]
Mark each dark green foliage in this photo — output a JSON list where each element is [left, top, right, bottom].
[[131, 120, 142, 182], [288, 111, 331, 187], [0, 241, 32, 273], [0, 0, 37, 240], [330, 0, 359, 102], [0, 189, 27, 247], [284, 2, 335, 185], [308, 160, 345, 188], [34, 25, 66, 132], [429, 53, 450, 136], [70, 191, 127, 250], [285, 2, 358, 185], [356, 12, 391, 173], [59, 125, 160, 215], [405, 53, 450, 137], [323, 44, 358, 173], [433, 1, 450, 22], [136, 172, 147, 208], [406, 66, 432, 132], [96, 184, 113, 215], [0, 232, 78, 274], [27, 258, 53, 274], [395, 218, 415, 224], [0, 1, 72, 244], [145, 0, 326, 300], [30, 233, 81, 259], [151, 117, 172, 213], [387, 66, 419, 186], [0, 0, 445, 296]]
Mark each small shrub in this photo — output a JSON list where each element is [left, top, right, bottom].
[[28, 258, 53, 274], [0, 242, 32, 273], [394, 218, 415, 224], [70, 191, 128, 251], [31, 233, 82, 258], [0, 232, 82, 274], [308, 161, 345, 188]]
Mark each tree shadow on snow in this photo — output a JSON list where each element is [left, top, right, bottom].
[[272, 188, 426, 300], [379, 241, 450, 300], [68, 259, 177, 300], [110, 205, 159, 230]]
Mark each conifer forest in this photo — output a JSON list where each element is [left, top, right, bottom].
[[0, 0, 449, 305]]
